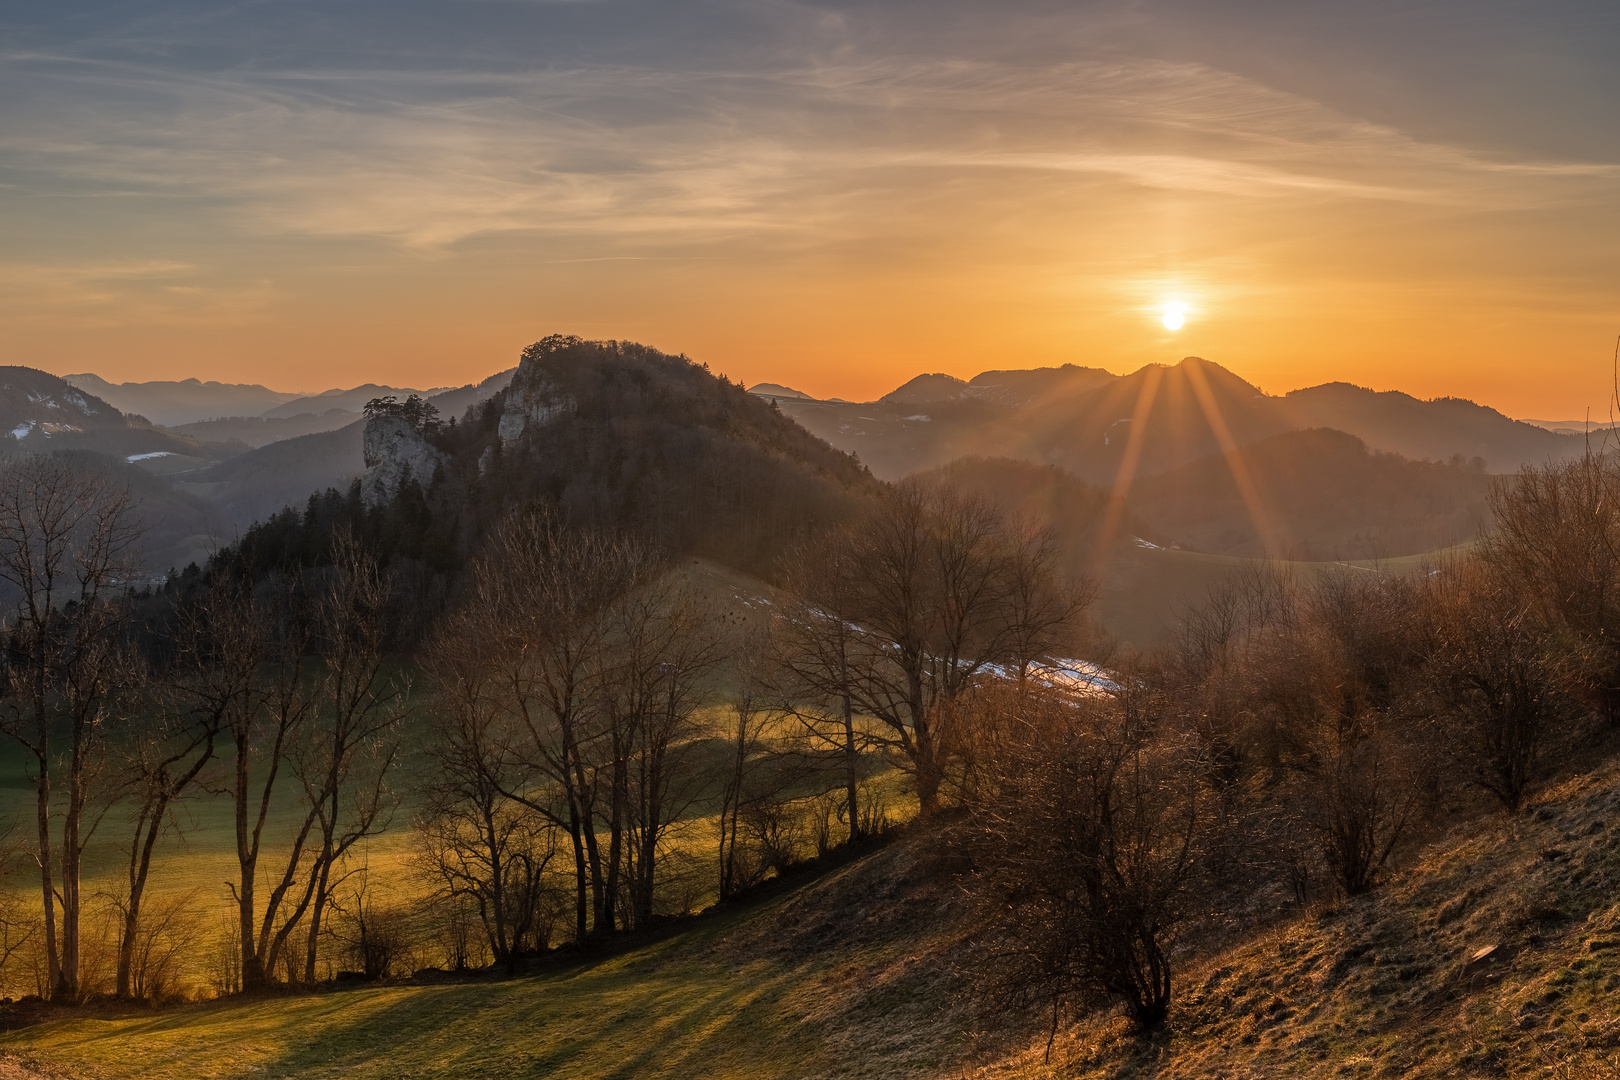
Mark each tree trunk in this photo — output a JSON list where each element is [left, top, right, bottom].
[[842, 689, 861, 841], [33, 749, 59, 998]]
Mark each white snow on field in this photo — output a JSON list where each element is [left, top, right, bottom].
[[1033, 659, 1121, 696], [904, 414, 931, 422], [982, 658, 1121, 696], [1132, 536, 1161, 549], [126, 451, 174, 462], [11, 422, 32, 440]]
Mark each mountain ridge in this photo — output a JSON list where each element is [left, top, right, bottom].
[[777, 357, 1579, 481]]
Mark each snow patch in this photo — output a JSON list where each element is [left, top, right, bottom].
[[126, 451, 173, 462], [904, 414, 931, 422], [11, 422, 32, 440]]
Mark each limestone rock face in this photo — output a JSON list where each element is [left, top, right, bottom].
[[498, 368, 573, 445], [361, 414, 449, 506]]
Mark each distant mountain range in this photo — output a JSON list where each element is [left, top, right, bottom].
[[757, 358, 1581, 481], [14, 351, 1590, 643], [0, 366, 516, 573], [63, 373, 451, 426], [171, 369, 515, 539]]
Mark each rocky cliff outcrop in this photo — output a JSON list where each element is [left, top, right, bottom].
[[361, 414, 448, 506], [498, 366, 574, 444]]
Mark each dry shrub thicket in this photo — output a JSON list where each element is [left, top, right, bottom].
[[0, 444, 1608, 1047], [952, 448, 1620, 1040]]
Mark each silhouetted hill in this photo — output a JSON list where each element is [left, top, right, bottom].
[[882, 372, 969, 403], [176, 421, 367, 542], [459, 336, 876, 574], [167, 409, 360, 448], [1279, 382, 1577, 472], [262, 382, 449, 419], [213, 338, 878, 606], [1129, 427, 1492, 559], [781, 358, 1582, 480]]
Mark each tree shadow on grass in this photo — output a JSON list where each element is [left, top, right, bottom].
[[251, 958, 826, 1080]]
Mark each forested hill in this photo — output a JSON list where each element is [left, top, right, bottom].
[[215, 336, 879, 604], [486, 335, 876, 569]]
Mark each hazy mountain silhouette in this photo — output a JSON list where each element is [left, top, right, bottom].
[[168, 409, 361, 449], [779, 357, 1580, 480], [62, 373, 303, 426], [174, 374, 513, 540], [260, 382, 450, 419], [1277, 382, 1577, 471]]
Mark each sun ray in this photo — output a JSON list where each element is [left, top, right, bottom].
[[1090, 364, 1164, 579], [1182, 358, 1287, 561]]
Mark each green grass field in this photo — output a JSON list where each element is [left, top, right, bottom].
[[0, 836, 959, 1080]]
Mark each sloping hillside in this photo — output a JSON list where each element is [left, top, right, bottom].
[[9, 755, 1620, 1079], [0, 367, 231, 462], [983, 757, 1620, 1080], [0, 834, 970, 1080], [175, 421, 367, 541]]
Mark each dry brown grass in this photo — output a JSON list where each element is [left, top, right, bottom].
[[968, 761, 1620, 1080]]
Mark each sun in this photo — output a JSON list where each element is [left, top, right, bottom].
[[1162, 301, 1187, 331]]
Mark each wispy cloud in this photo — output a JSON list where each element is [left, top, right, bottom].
[[2, 42, 1612, 252]]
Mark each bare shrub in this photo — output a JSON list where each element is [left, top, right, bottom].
[[1420, 559, 1570, 812], [331, 887, 415, 982], [857, 782, 892, 837], [115, 890, 199, 1002], [961, 681, 1209, 1033], [420, 893, 490, 973], [207, 915, 243, 998], [1485, 451, 1620, 721]]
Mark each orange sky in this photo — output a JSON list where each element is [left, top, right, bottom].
[[4, 1, 1618, 419]]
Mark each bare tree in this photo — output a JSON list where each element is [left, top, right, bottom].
[[198, 578, 318, 992], [433, 509, 655, 941], [298, 533, 406, 983], [785, 480, 1088, 814], [0, 454, 141, 1000], [114, 679, 218, 999], [417, 668, 560, 972], [776, 537, 867, 842], [606, 576, 723, 929], [718, 611, 781, 899]]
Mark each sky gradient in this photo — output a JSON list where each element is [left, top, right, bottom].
[[3, 1, 1618, 417]]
